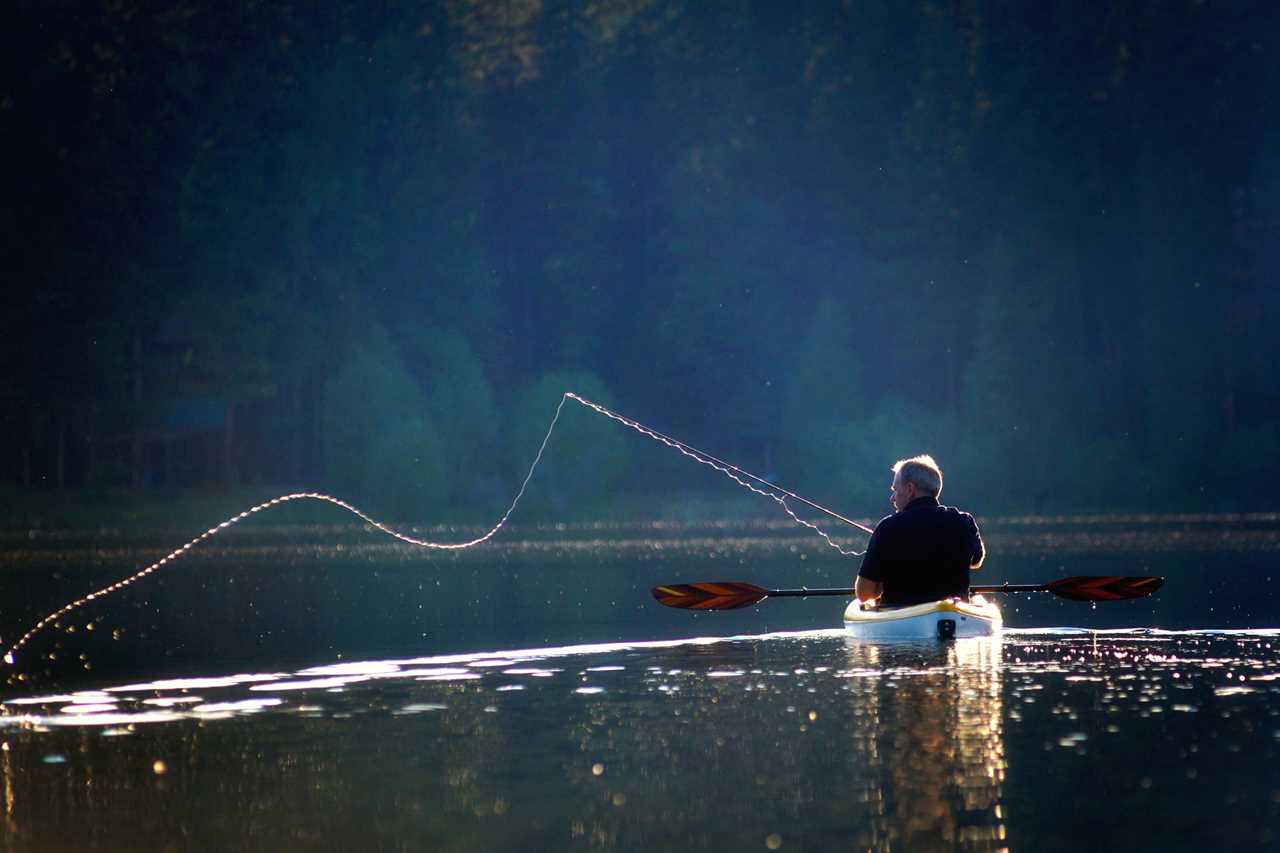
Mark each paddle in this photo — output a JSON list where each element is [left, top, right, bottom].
[[651, 575, 1165, 610]]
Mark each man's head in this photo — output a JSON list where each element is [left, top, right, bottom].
[[890, 455, 943, 511]]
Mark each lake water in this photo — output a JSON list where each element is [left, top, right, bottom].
[[1, 516, 1278, 850]]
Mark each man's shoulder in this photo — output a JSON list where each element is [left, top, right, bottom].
[[938, 503, 979, 521], [872, 504, 980, 534], [871, 513, 897, 532], [935, 505, 982, 534]]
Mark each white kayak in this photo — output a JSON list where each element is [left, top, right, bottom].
[[842, 596, 1002, 640]]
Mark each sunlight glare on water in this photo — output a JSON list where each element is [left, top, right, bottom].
[[2, 629, 1278, 850], [2, 524, 1279, 850]]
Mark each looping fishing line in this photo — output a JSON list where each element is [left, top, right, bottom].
[[4, 392, 864, 664]]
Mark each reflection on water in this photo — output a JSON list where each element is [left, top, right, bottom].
[[4, 520, 1280, 851], [0, 631, 1009, 851], [846, 640, 1005, 851], [1, 630, 1279, 851]]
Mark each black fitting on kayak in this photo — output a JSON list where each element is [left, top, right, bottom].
[[937, 619, 957, 640]]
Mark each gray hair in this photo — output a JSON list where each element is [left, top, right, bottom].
[[892, 454, 943, 497]]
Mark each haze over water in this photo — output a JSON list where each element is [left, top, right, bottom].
[[1, 520, 1278, 851]]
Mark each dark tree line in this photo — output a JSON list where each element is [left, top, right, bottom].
[[3, 0, 1278, 518]]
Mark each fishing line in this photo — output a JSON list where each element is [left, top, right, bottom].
[[4, 396, 568, 665], [563, 394, 871, 548], [4, 392, 866, 665]]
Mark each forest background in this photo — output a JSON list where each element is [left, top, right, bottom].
[[4, 1, 1278, 526]]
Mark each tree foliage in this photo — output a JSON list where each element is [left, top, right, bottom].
[[5, 1, 1279, 516], [320, 327, 448, 518]]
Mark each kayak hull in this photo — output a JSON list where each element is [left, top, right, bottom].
[[842, 596, 1001, 640]]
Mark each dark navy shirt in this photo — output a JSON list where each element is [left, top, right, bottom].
[[857, 495, 984, 606]]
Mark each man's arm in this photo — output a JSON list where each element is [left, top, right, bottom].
[[968, 517, 985, 569], [855, 575, 883, 603], [856, 523, 885, 600]]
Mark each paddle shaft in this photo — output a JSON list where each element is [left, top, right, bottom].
[[972, 583, 1060, 594], [652, 575, 1163, 609], [743, 583, 1090, 598]]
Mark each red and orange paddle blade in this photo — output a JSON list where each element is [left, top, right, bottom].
[[651, 581, 771, 610], [1044, 575, 1165, 601]]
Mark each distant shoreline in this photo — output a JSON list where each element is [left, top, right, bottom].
[[1, 485, 1278, 560]]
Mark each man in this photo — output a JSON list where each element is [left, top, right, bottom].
[[854, 455, 984, 607]]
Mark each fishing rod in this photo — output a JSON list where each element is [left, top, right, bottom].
[[566, 393, 875, 535]]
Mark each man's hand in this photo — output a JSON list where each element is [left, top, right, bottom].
[[855, 575, 882, 603]]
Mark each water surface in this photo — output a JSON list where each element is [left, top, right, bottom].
[[2, 629, 1278, 851], [1, 521, 1278, 850]]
